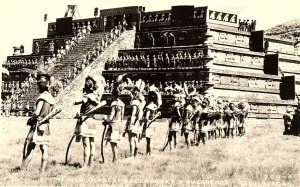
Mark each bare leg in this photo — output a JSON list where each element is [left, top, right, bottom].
[[168, 132, 173, 151], [111, 142, 118, 162], [128, 133, 134, 157], [184, 132, 190, 149], [174, 133, 177, 149], [133, 135, 138, 157], [82, 137, 90, 167], [210, 130, 214, 140], [202, 132, 206, 145], [40, 144, 48, 172], [242, 122, 246, 135], [204, 132, 208, 141], [168, 140, 172, 151], [88, 137, 95, 167], [194, 131, 199, 146], [196, 131, 201, 145], [146, 138, 152, 155], [226, 126, 230, 138], [21, 142, 36, 170], [146, 138, 150, 154]]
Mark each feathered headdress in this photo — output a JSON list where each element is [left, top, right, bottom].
[[85, 74, 106, 101], [238, 99, 250, 111], [19, 58, 63, 85], [115, 73, 128, 85], [49, 77, 63, 93], [173, 84, 186, 103], [201, 96, 210, 107], [109, 73, 128, 97], [148, 85, 162, 108], [113, 73, 129, 92], [133, 79, 145, 92], [216, 98, 223, 104], [183, 82, 196, 97], [173, 84, 184, 94], [193, 95, 202, 103], [37, 57, 61, 77]]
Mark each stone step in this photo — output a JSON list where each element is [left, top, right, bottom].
[[54, 31, 135, 118], [18, 32, 111, 109]]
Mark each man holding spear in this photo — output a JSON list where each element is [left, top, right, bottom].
[[21, 61, 62, 172], [124, 79, 146, 158], [142, 85, 162, 155], [102, 74, 127, 163], [73, 74, 106, 168]]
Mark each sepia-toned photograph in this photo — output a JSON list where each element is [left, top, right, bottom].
[[1, 0, 300, 186]]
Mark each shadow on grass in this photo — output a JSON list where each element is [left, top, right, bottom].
[[10, 166, 21, 173], [60, 162, 80, 168]]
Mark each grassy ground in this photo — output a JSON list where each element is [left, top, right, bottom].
[[0, 117, 299, 186]]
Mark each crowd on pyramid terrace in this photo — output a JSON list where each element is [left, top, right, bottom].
[[63, 25, 125, 82], [104, 51, 205, 70], [1, 74, 36, 117], [2, 74, 35, 96], [3, 58, 38, 70], [1, 96, 32, 117], [238, 19, 256, 32]]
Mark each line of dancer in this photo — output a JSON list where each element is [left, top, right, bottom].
[[166, 85, 249, 151], [18, 71, 249, 172]]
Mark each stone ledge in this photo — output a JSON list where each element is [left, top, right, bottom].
[[213, 40, 249, 49], [213, 84, 279, 94], [278, 54, 300, 62], [211, 68, 281, 80], [281, 69, 300, 75], [213, 61, 263, 70], [119, 44, 207, 53], [139, 24, 207, 32], [210, 45, 265, 56], [102, 67, 204, 73], [216, 93, 297, 106], [207, 23, 248, 35], [264, 35, 294, 45], [248, 113, 283, 119]]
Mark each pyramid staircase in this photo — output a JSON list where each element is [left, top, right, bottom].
[[52, 32, 109, 78], [54, 30, 136, 118], [18, 32, 109, 109]]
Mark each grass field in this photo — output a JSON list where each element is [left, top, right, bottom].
[[0, 117, 299, 186]]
